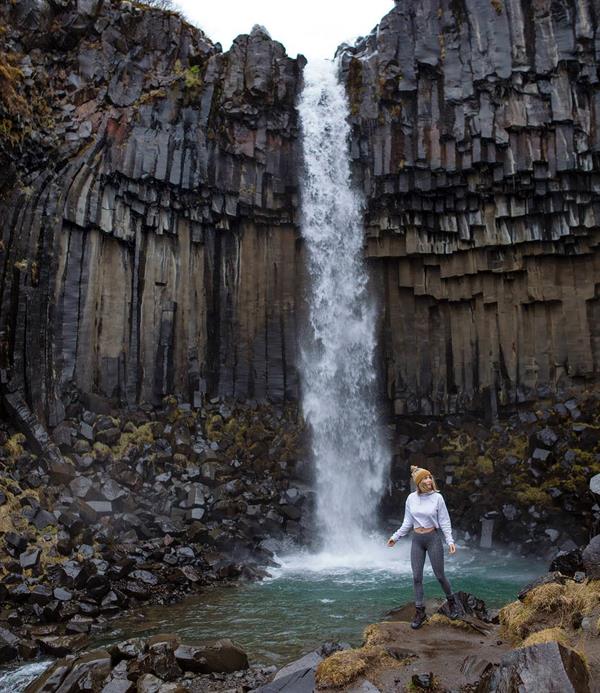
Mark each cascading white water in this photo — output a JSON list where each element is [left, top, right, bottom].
[[298, 59, 390, 555]]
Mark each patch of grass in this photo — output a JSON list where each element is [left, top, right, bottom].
[[315, 650, 368, 689], [475, 455, 494, 475], [499, 599, 535, 643], [184, 65, 202, 90], [525, 583, 564, 612], [138, 88, 167, 104], [428, 614, 480, 632], [521, 627, 569, 648], [4, 433, 26, 458], [112, 422, 156, 457], [515, 486, 551, 508], [315, 624, 398, 689], [500, 581, 600, 644]]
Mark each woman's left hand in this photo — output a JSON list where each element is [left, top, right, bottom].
[[449, 544, 456, 554]]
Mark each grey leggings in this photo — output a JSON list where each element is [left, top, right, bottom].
[[411, 530, 453, 606]]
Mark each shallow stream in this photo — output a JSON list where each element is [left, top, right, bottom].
[[1, 543, 545, 690]]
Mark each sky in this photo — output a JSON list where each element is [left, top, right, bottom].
[[176, 0, 395, 60]]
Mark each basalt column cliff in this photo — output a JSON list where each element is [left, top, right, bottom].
[[0, 0, 304, 430], [2, 0, 600, 431], [340, 0, 600, 416]]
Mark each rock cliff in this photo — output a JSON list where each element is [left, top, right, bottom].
[[2, 0, 600, 426], [0, 0, 304, 427], [339, 0, 600, 415]]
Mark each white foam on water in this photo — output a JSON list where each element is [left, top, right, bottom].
[[273, 535, 413, 577]]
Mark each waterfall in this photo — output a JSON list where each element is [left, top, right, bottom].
[[298, 59, 390, 553]]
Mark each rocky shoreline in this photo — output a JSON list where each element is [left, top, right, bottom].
[[0, 397, 310, 668], [15, 534, 600, 692]]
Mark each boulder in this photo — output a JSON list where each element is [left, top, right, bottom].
[[174, 639, 247, 674], [582, 534, 600, 579], [20, 548, 41, 569], [478, 641, 589, 692], [549, 549, 584, 577], [0, 627, 19, 664]]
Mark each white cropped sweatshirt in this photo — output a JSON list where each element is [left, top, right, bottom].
[[390, 490, 454, 546]]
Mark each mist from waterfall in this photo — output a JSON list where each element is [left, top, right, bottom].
[[297, 58, 390, 558]]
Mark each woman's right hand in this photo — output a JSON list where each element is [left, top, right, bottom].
[[387, 539, 396, 547]]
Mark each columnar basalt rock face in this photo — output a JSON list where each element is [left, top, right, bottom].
[[339, 0, 600, 415], [0, 0, 304, 426], [3, 0, 600, 427]]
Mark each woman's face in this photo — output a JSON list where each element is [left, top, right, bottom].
[[419, 474, 434, 492]]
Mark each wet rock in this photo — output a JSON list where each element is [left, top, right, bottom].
[[478, 641, 590, 692], [175, 638, 248, 674], [24, 657, 73, 691]]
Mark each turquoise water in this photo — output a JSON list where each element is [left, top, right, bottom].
[[0, 545, 545, 690], [96, 545, 544, 666]]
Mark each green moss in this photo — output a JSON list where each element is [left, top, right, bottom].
[[347, 57, 363, 116], [515, 486, 551, 508], [4, 433, 25, 459], [184, 65, 203, 90], [112, 422, 155, 457], [475, 456, 494, 475]]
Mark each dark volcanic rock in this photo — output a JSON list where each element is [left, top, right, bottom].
[[0, 0, 303, 417], [175, 638, 248, 674], [550, 549, 584, 577], [582, 534, 600, 579], [338, 0, 600, 415], [478, 641, 590, 693]]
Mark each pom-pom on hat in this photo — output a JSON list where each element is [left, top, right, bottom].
[[411, 465, 432, 487]]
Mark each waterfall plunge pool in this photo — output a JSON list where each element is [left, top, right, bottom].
[[1, 543, 545, 691]]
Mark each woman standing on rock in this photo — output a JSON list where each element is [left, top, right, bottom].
[[387, 465, 459, 629]]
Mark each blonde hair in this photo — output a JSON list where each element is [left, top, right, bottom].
[[418, 476, 439, 493]]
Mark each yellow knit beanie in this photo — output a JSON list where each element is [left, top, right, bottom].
[[411, 465, 432, 488]]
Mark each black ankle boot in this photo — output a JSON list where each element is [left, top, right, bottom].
[[447, 594, 460, 620], [411, 605, 427, 629]]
